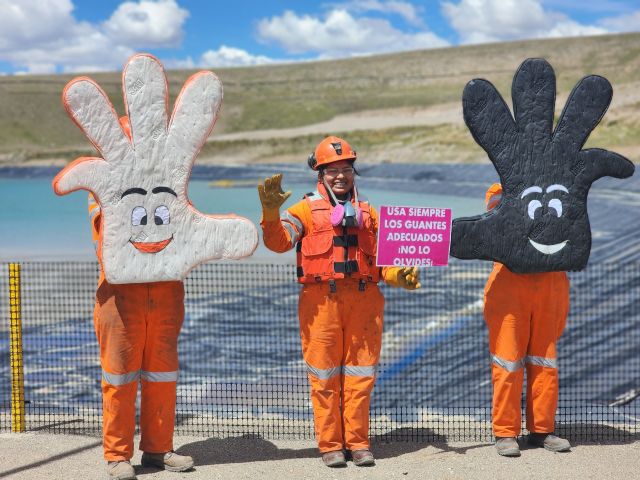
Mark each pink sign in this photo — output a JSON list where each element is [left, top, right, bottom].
[[376, 205, 452, 267]]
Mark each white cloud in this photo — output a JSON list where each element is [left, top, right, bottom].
[[0, 0, 277, 73], [0, 0, 188, 74], [200, 46, 274, 68], [163, 47, 280, 70], [103, 0, 189, 48], [161, 56, 196, 70], [442, 0, 608, 44], [257, 8, 448, 58], [599, 10, 640, 33], [0, 0, 77, 49], [334, 0, 426, 27], [545, 20, 609, 39]]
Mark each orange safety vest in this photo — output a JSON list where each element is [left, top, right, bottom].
[[296, 185, 380, 285]]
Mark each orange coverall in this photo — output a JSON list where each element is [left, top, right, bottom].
[[261, 187, 388, 453], [89, 195, 184, 461], [484, 184, 570, 437]]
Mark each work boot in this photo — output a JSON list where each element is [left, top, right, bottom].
[[321, 450, 347, 468], [106, 460, 136, 480], [351, 449, 375, 466], [527, 433, 571, 452], [141, 451, 194, 472], [495, 437, 521, 457]]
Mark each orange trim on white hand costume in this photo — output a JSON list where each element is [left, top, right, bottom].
[[484, 184, 570, 437], [53, 54, 258, 462]]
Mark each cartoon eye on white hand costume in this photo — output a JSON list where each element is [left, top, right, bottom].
[[53, 54, 258, 283]]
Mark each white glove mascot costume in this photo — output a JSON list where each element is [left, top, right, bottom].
[[53, 53, 258, 478]]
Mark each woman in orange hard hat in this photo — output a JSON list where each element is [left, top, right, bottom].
[[484, 183, 571, 457], [258, 136, 421, 468]]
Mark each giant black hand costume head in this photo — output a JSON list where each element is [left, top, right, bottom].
[[450, 58, 635, 273]]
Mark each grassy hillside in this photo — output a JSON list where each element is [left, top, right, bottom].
[[1, 32, 638, 165]]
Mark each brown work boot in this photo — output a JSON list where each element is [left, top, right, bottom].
[[106, 460, 136, 480], [141, 451, 194, 472], [322, 450, 347, 467], [527, 432, 571, 452], [351, 449, 375, 466], [495, 437, 521, 457]]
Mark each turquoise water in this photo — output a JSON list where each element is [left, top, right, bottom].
[[0, 178, 485, 261]]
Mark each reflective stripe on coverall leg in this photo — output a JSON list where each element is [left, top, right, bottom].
[[298, 280, 384, 453], [95, 279, 184, 461], [484, 264, 569, 437]]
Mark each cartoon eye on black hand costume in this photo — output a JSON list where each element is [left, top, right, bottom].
[[451, 58, 635, 273]]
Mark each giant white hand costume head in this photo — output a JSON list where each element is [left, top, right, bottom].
[[53, 54, 258, 283]]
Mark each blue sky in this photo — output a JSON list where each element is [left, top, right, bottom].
[[1, 0, 638, 74]]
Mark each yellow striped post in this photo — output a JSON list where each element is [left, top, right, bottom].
[[9, 263, 25, 432]]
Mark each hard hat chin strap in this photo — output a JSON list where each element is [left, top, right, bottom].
[[323, 178, 363, 228]]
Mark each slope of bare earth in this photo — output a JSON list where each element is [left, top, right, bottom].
[[0, 32, 638, 166]]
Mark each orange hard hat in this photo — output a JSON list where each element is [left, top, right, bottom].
[[486, 183, 502, 210], [307, 136, 356, 170]]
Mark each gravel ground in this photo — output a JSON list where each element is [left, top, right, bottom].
[[1, 433, 638, 480]]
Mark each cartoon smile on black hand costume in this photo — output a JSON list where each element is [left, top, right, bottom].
[[451, 58, 635, 273]]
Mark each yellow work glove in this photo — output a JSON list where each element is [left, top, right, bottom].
[[383, 266, 421, 290], [258, 173, 292, 221]]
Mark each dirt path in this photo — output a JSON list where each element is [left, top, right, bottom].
[[212, 102, 463, 142], [211, 80, 640, 144]]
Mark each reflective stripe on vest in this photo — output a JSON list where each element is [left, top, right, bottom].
[[281, 211, 304, 246], [282, 222, 299, 247], [306, 191, 323, 201], [296, 184, 380, 284]]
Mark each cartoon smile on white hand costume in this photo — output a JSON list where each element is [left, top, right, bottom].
[[52, 54, 258, 470], [53, 53, 258, 283]]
